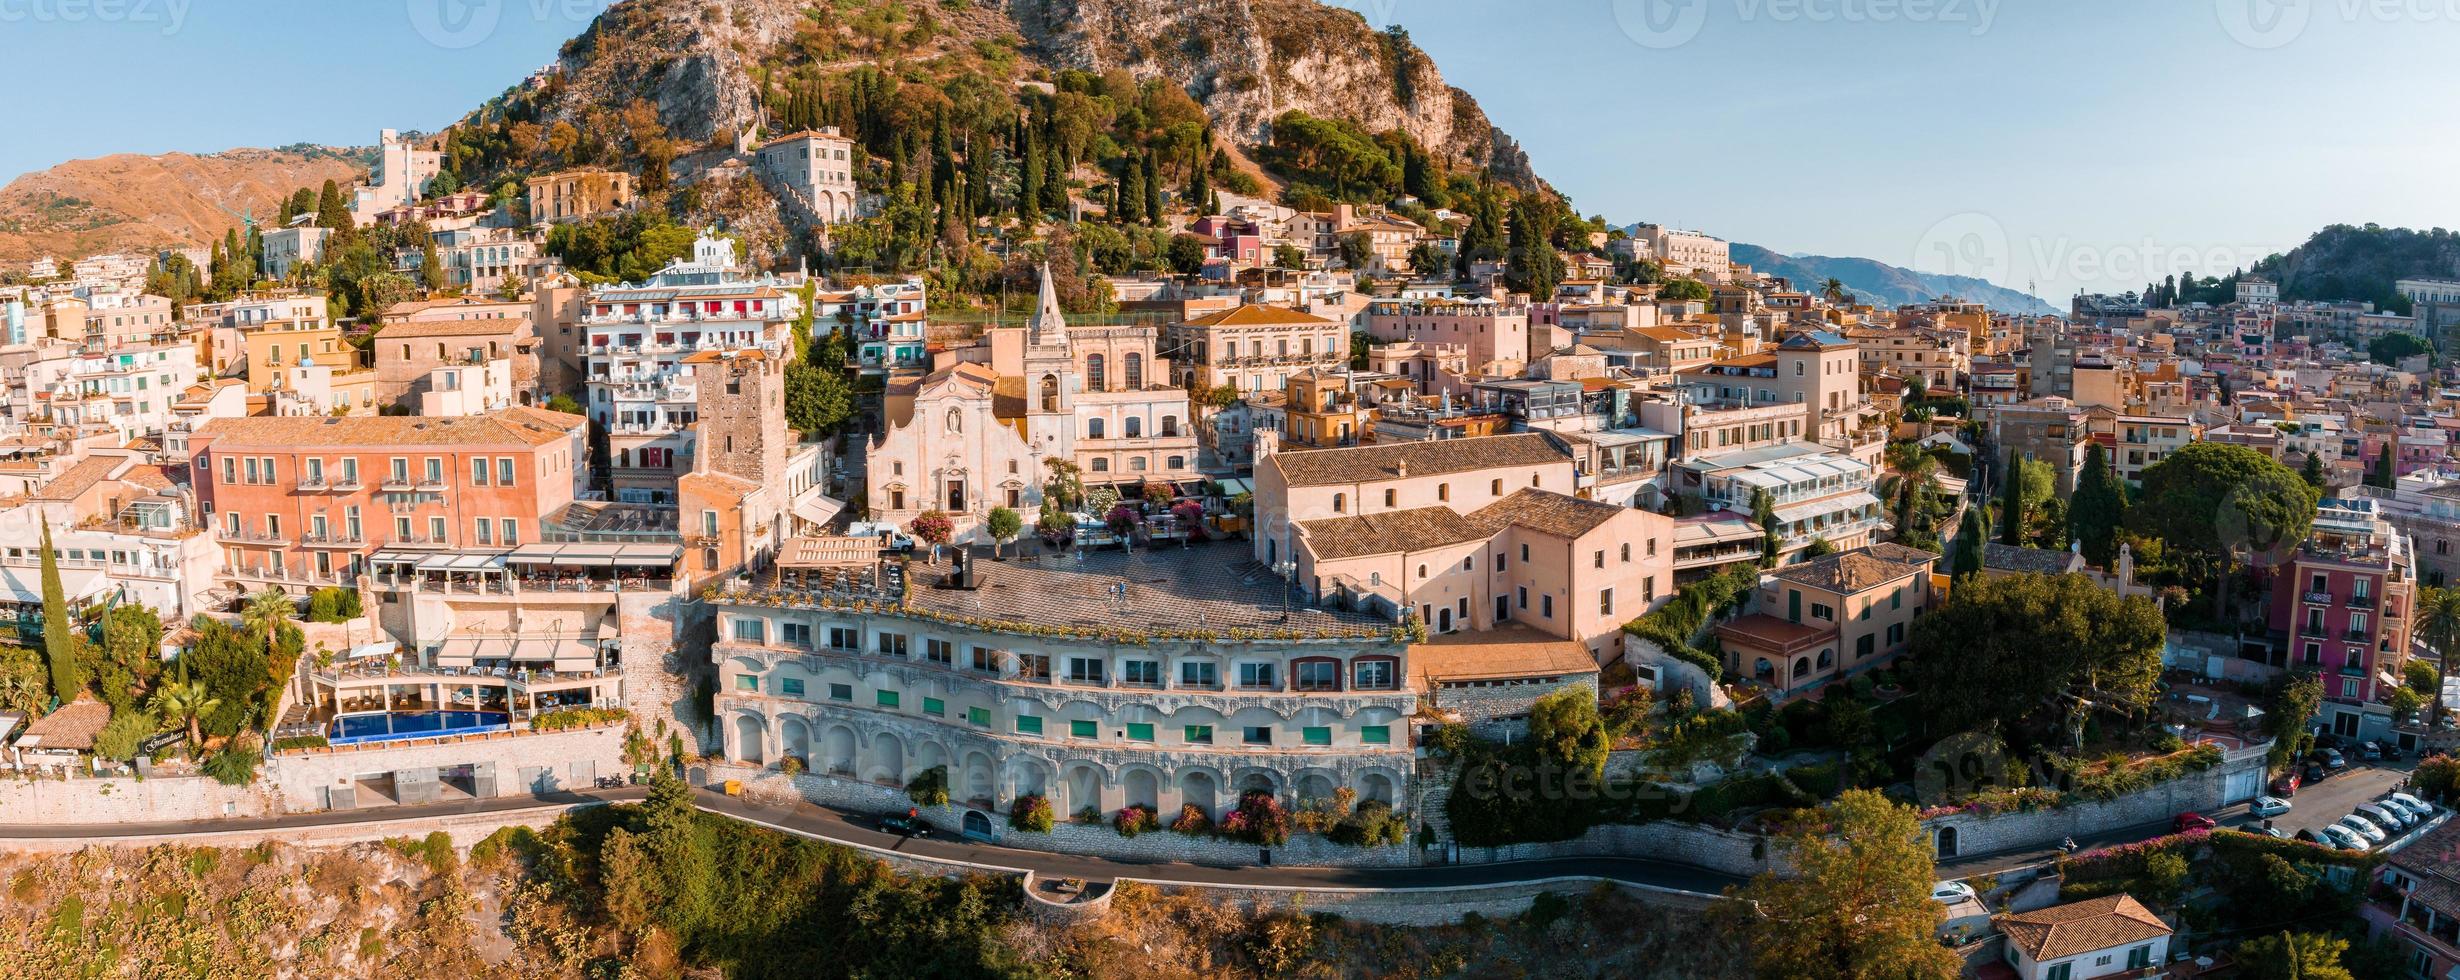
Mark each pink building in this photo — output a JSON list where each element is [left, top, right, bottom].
[[2267, 497, 2416, 741]]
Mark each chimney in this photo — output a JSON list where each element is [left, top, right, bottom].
[[1395, 460, 1409, 478]]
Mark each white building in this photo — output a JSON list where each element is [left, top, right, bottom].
[[1996, 894, 2173, 980], [261, 225, 331, 281]]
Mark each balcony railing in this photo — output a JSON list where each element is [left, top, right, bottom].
[[2346, 629, 2372, 642], [2350, 593, 2377, 608], [221, 528, 290, 545], [379, 477, 414, 491], [2304, 591, 2334, 605], [297, 532, 367, 548]]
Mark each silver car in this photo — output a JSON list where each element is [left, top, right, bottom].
[[2338, 814, 2389, 844], [2390, 793, 2437, 820], [2318, 823, 2370, 850], [2358, 802, 2411, 832]]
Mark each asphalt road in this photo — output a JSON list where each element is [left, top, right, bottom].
[[2258, 763, 2414, 838]]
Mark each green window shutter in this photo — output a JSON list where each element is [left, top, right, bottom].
[[1070, 719, 1098, 739], [875, 690, 900, 709], [1126, 723, 1154, 742], [967, 706, 990, 727], [1361, 725, 1390, 745], [1184, 725, 1213, 744], [922, 697, 945, 717], [1016, 715, 1044, 735], [1302, 726, 1331, 746]]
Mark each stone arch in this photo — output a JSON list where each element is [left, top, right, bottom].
[[821, 723, 857, 776], [962, 750, 998, 806], [778, 715, 811, 766], [912, 740, 949, 779], [867, 731, 906, 785], [1122, 767, 1160, 810], [1062, 761, 1106, 816], [1086, 353, 1106, 391], [1039, 375, 1059, 412], [1793, 657, 1812, 681], [1232, 767, 1281, 801], [731, 713, 766, 765], [1005, 756, 1050, 799], [1359, 770, 1397, 805], [1292, 768, 1341, 805], [1178, 768, 1220, 817]]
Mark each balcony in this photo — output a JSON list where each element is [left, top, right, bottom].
[[379, 476, 414, 491], [221, 528, 290, 546], [2349, 593, 2377, 608], [2346, 629, 2372, 642], [416, 476, 448, 491], [332, 475, 363, 491], [2304, 591, 2334, 605], [297, 475, 329, 491], [2301, 624, 2328, 638]]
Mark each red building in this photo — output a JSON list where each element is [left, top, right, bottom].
[[2268, 497, 2416, 741], [191, 408, 587, 588]]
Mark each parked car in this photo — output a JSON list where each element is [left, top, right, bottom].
[[2173, 812, 2217, 833], [2272, 773, 2302, 797], [2381, 796, 2433, 822], [2294, 827, 2326, 845], [2318, 824, 2369, 851], [2315, 748, 2348, 771], [2337, 814, 2389, 844], [2357, 802, 2411, 832], [2303, 763, 2328, 784], [2362, 742, 2384, 762], [2391, 792, 2437, 817], [1930, 880, 1977, 904], [2250, 824, 2289, 840], [878, 812, 930, 838], [2251, 796, 2294, 818]]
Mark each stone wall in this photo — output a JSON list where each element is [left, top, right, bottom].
[[1432, 674, 1598, 741], [713, 763, 1421, 869], [0, 805, 578, 854], [1450, 820, 1778, 878], [1147, 878, 1714, 926], [0, 725, 631, 824], [1923, 747, 2267, 860]]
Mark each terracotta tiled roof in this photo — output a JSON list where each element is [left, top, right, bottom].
[[1713, 613, 1830, 654], [194, 408, 584, 449], [1997, 894, 2170, 961], [18, 699, 111, 751], [1767, 544, 1934, 594], [1181, 304, 1339, 328], [1269, 433, 1568, 487], [1468, 488, 1623, 539], [1983, 542, 2082, 576], [375, 317, 526, 339], [1411, 624, 1597, 686], [1297, 506, 1486, 560]]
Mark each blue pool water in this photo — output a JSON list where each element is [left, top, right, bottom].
[[329, 710, 511, 745]]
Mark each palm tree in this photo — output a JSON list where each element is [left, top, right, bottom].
[[2418, 586, 2460, 727], [1820, 277, 1851, 305], [149, 678, 220, 752], [0, 672, 43, 716], [242, 587, 294, 664]]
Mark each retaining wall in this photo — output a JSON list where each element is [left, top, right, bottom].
[[1923, 747, 2265, 859]]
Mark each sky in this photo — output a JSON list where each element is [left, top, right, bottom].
[[7, 0, 2460, 302]]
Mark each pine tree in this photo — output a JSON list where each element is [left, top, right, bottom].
[[2300, 450, 2326, 489], [1040, 150, 1067, 213], [37, 519, 84, 702], [1998, 449, 2026, 546]]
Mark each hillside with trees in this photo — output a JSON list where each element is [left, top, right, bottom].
[[2139, 223, 2460, 312]]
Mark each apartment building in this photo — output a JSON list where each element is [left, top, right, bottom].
[[190, 407, 587, 589], [373, 317, 534, 408], [261, 225, 330, 280], [1986, 396, 2092, 496], [2105, 413, 2199, 487], [1364, 300, 1534, 375], [1630, 225, 1731, 283], [1714, 543, 1935, 700], [755, 129, 862, 223], [2269, 498, 2416, 741], [1670, 443, 1885, 558], [813, 277, 928, 373], [708, 542, 1417, 827], [1162, 304, 1348, 395]]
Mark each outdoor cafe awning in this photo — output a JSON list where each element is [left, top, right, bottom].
[[414, 553, 506, 572], [500, 543, 682, 568]]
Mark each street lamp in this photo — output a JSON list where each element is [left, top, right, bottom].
[[1274, 560, 1296, 622]]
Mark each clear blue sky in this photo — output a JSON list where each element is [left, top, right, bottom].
[[11, 0, 2459, 302]]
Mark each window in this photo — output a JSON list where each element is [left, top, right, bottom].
[[971, 646, 999, 672], [1594, 549, 1605, 569], [497, 458, 515, 486], [1857, 634, 1875, 659], [1294, 660, 1340, 692], [1492, 478, 1503, 496], [922, 697, 945, 717], [1302, 727, 1332, 746], [925, 639, 953, 665], [1015, 715, 1044, 736], [1384, 489, 1396, 507], [1437, 483, 1450, 501], [1361, 725, 1391, 745], [500, 518, 519, 547], [2125, 945, 2153, 970], [1811, 602, 1835, 621], [826, 627, 859, 651], [1521, 543, 1530, 562], [1621, 543, 1631, 562], [876, 690, 900, 709], [1185, 725, 1214, 744], [1066, 657, 1106, 685], [828, 683, 852, 702], [780, 623, 812, 648], [1238, 662, 1277, 690], [731, 618, 766, 643], [1243, 726, 1272, 746], [967, 706, 991, 727], [1181, 661, 1219, 688], [735, 674, 758, 691], [781, 678, 805, 697], [1123, 660, 1160, 686], [876, 633, 909, 657], [1126, 723, 1154, 742], [1541, 594, 1554, 619], [1354, 660, 1396, 690], [471, 457, 490, 486], [1333, 492, 1346, 514], [2044, 964, 2071, 980]]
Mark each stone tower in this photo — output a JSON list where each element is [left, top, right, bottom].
[[689, 349, 788, 485]]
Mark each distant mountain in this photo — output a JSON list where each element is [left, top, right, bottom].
[[1729, 242, 2057, 316], [0, 148, 366, 264]]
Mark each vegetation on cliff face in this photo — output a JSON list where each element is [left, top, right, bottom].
[[2139, 223, 2460, 313], [0, 778, 1746, 978]]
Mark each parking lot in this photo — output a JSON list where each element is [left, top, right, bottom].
[[2246, 763, 2417, 840]]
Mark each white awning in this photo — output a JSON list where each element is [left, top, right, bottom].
[[1773, 492, 1883, 526], [793, 491, 846, 529]]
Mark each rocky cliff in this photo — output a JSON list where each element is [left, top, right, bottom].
[[0, 148, 364, 264]]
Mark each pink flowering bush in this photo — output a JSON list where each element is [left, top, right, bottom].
[[1008, 793, 1055, 833], [1220, 790, 1292, 846], [1171, 498, 1209, 540], [1170, 803, 1213, 835], [1112, 804, 1160, 838], [907, 510, 955, 547]]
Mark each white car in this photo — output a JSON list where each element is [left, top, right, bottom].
[[2390, 793, 2437, 819], [2318, 824, 2370, 850], [2337, 814, 2389, 844], [2251, 796, 2293, 818], [2357, 802, 2411, 832], [1931, 880, 1977, 904]]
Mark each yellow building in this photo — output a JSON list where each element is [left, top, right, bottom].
[[241, 321, 358, 393]]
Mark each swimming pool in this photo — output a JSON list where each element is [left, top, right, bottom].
[[329, 710, 511, 745]]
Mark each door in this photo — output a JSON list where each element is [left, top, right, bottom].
[[1495, 596, 1510, 623], [2223, 768, 2259, 805], [1437, 608, 1453, 633], [947, 480, 965, 511]]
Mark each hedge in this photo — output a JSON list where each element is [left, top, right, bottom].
[[529, 707, 629, 732], [1621, 564, 1761, 681]]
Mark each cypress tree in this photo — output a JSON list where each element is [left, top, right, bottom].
[[1998, 449, 2026, 546], [1187, 137, 1211, 215], [2373, 443, 2397, 488], [1753, 488, 1783, 567], [1141, 150, 1163, 224], [1950, 506, 1986, 581], [2069, 442, 2127, 568], [38, 519, 84, 701], [1040, 150, 1067, 213], [1019, 132, 1044, 220], [420, 237, 447, 292], [2300, 450, 2325, 489]]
